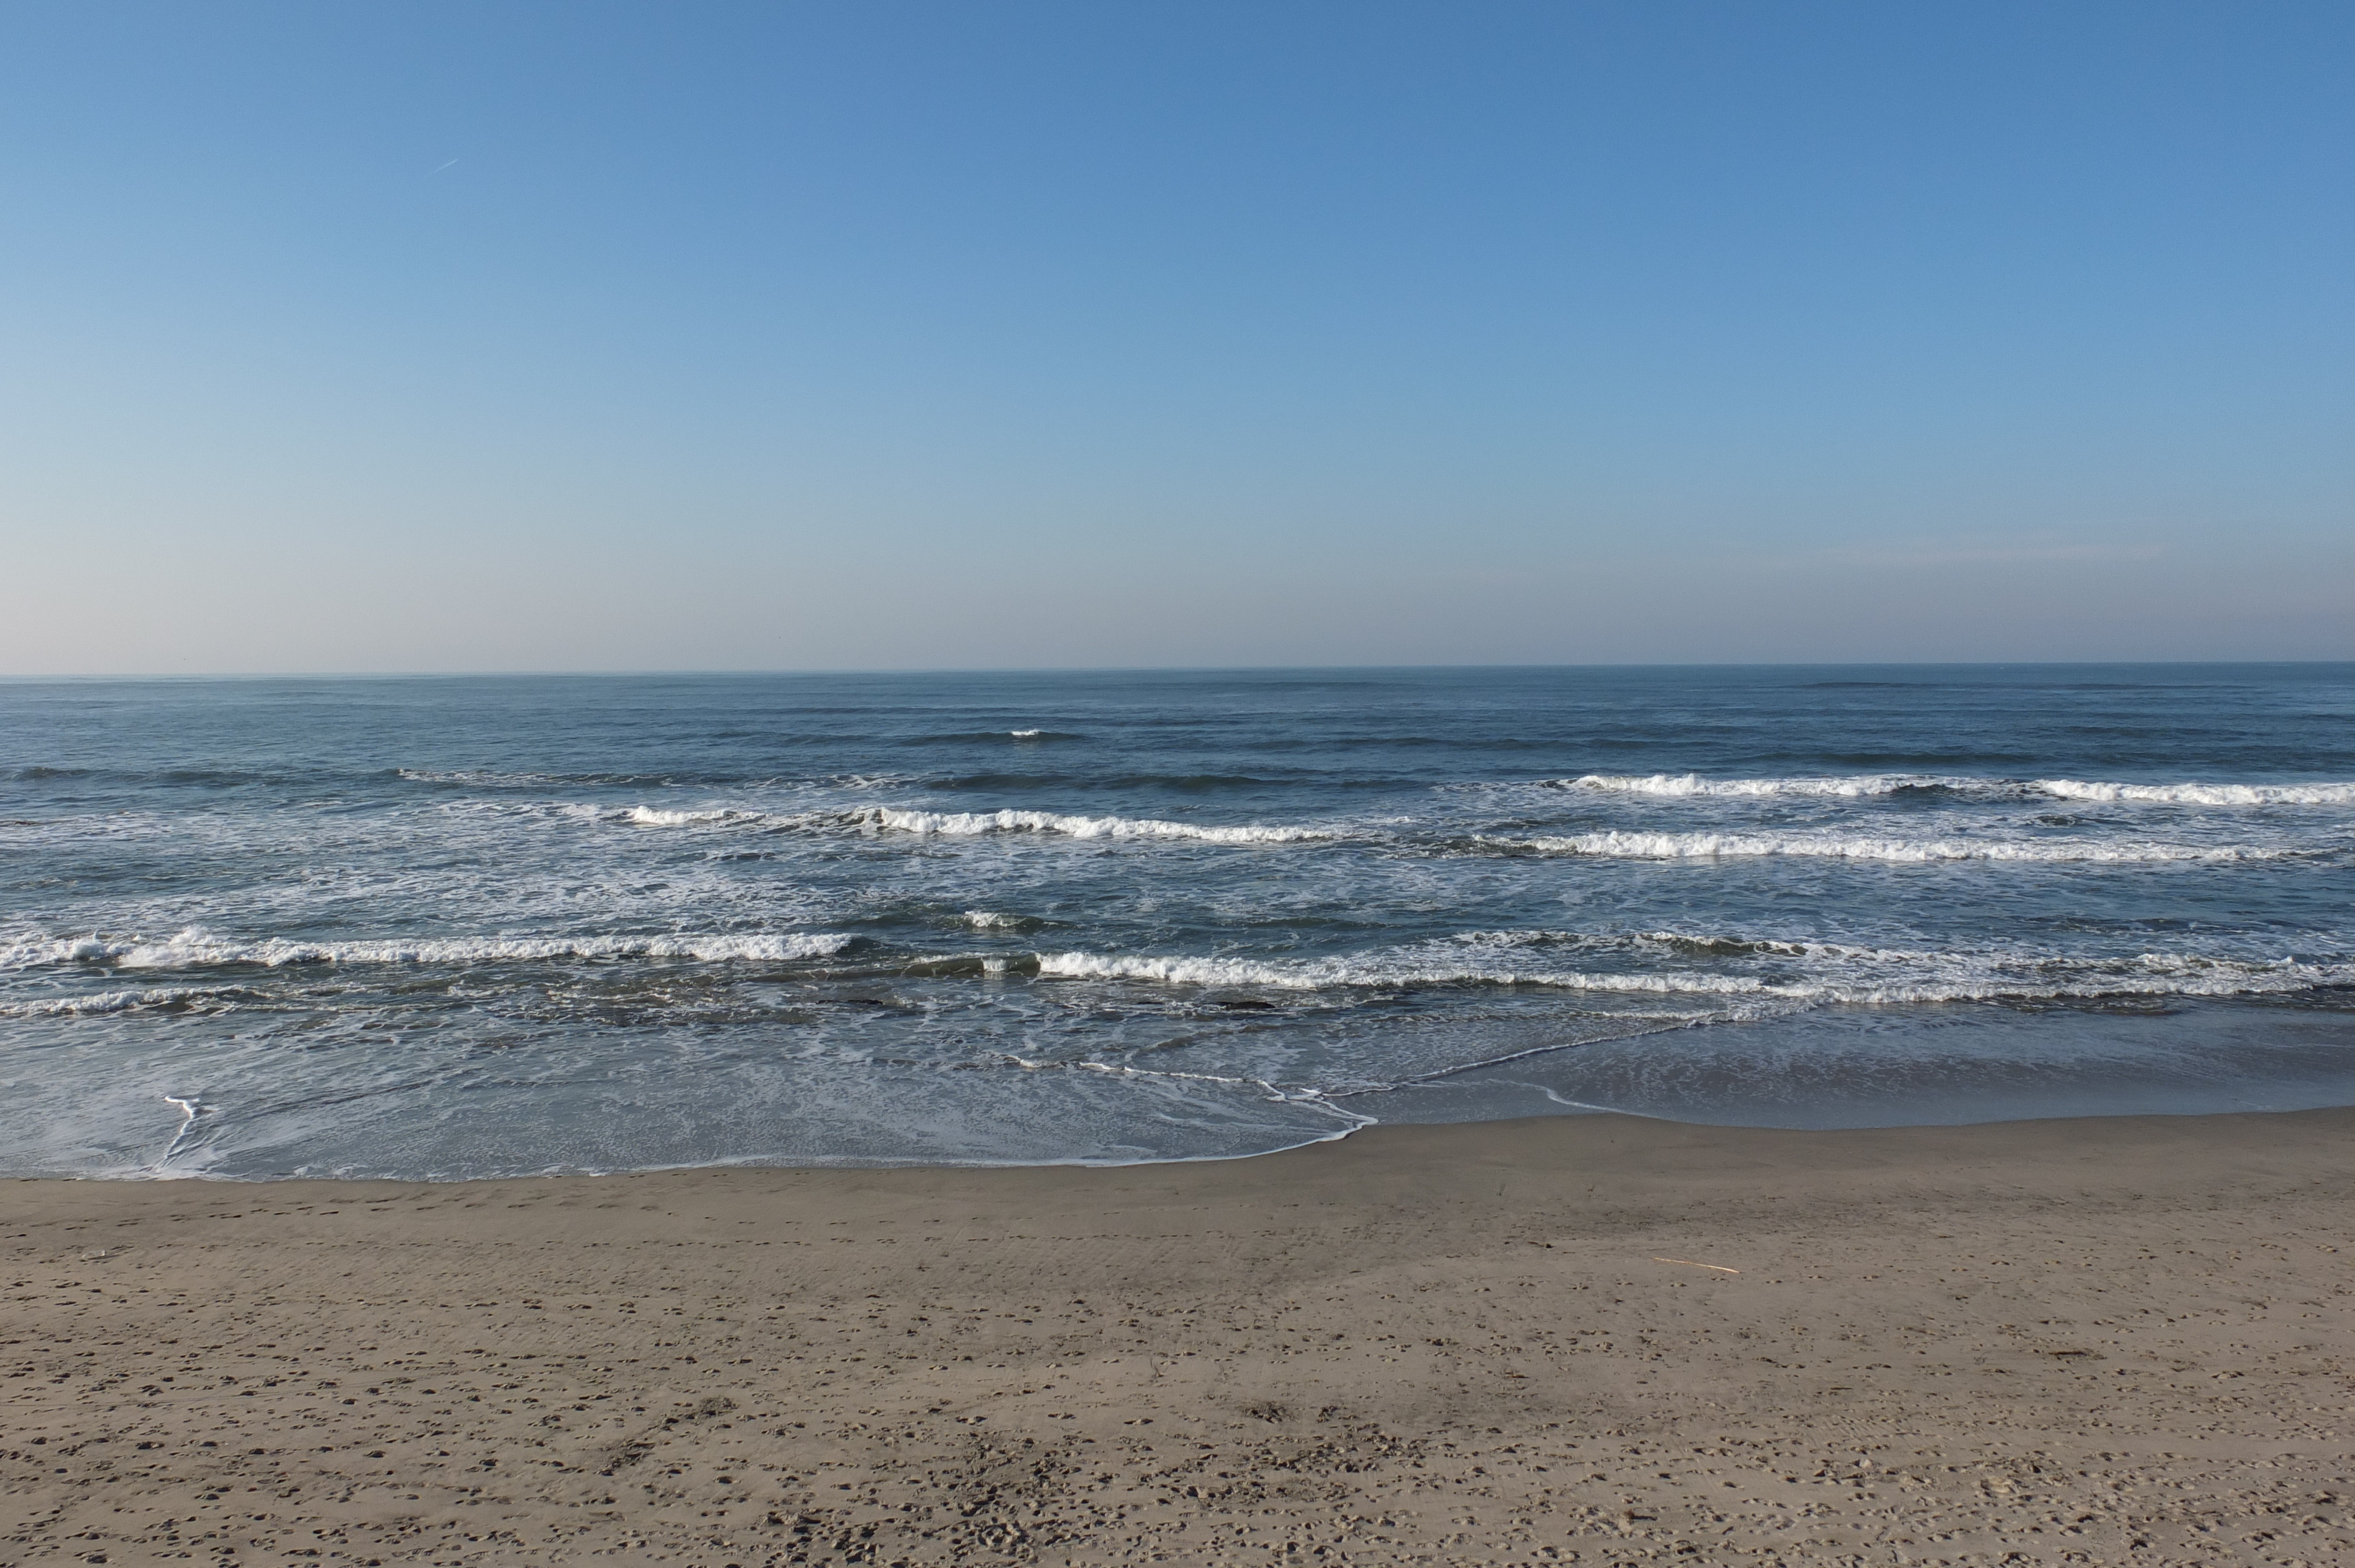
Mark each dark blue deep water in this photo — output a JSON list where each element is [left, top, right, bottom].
[[5, 665, 2353, 1178]]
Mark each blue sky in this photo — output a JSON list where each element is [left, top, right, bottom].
[[2, 1, 2348, 672]]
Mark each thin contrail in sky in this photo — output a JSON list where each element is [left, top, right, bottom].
[[429, 157, 460, 174]]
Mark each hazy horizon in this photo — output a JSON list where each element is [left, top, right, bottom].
[[4, 1, 2349, 675], [8, 657, 2354, 685]]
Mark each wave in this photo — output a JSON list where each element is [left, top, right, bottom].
[[472, 800, 1332, 844], [1, 929, 857, 972], [626, 805, 768, 827], [1037, 949, 1764, 995], [1558, 772, 1976, 798], [618, 804, 864, 831], [1036, 945, 2355, 1006], [1557, 772, 2355, 806], [0, 984, 275, 1019], [2033, 779, 2355, 806], [866, 808, 1334, 845], [1452, 928, 1912, 962], [1487, 830, 2296, 863]]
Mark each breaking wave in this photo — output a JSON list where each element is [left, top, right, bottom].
[[609, 803, 1333, 844], [1037, 943, 2355, 1006], [2, 929, 857, 972], [1487, 830, 2296, 862], [0, 984, 272, 1019], [867, 808, 1334, 844], [1559, 772, 1976, 798], [1038, 949, 1765, 995], [1558, 772, 2355, 806], [2033, 779, 2355, 806], [626, 805, 769, 827]]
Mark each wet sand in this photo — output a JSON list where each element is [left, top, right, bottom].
[[5, 1108, 2352, 1566]]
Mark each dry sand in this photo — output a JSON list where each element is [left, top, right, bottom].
[[5, 1108, 2351, 1567]]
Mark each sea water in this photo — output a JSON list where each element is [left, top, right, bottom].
[[4, 665, 2351, 1179]]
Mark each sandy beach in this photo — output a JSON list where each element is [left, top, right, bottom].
[[6, 1108, 2351, 1567]]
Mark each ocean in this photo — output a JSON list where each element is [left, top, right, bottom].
[[5, 665, 2351, 1180]]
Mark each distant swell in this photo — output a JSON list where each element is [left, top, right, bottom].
[[909, 730, 1085, 745], [1488, 830, 2291, 863]]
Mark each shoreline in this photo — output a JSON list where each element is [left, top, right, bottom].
[[7, 1108, 2351, 1564], [30, 992, 2353, 1184]]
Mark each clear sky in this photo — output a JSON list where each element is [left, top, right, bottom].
[[2, 1, 2349, 673]]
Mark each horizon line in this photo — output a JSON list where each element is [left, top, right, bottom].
[[5, 657, 2353, 682]]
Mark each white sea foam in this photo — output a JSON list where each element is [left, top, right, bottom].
[[626, 805, 758, 826], [147, 1095, 206, 1174], [1038, 949, 1775, 995], [2033, 779, 2355, 806], [618, 804, 855, 832], [1561, 772, 1971, 798], [1559, 772, 2355, 806], [1040, 952, 1344, 989], [1796, 955, 2355, 1005], [868, 808, 1333, 844], [0, 985, 261, 1019], [1489, 830, 2290, 862], [1009, 729, 1044, 738], [2, 935, 131, 967], [618, 803, 1325, 842], [2, 929, 856, 971], [1036, 945, 2355, 1005]]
